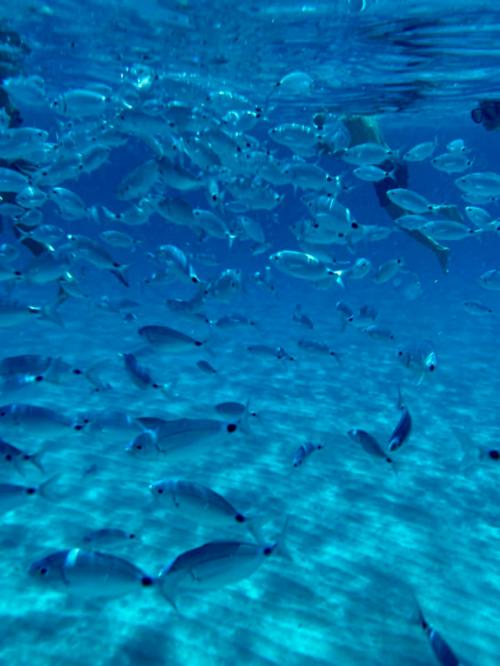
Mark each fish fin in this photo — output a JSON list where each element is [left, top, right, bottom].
[[157, 580, 181, 613], [29, 449, 46, 474]]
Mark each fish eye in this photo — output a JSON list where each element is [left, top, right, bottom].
[[156, 487, 164, 494], [0, 412, 6, 417], [5, 454, 12, 461], [135, 444, 143, 450], [428, 364, 436, 372], [227, 423, 237, 433], [35, 375, 43, 382], [26, 487, 36, 495], [128, 533, 136, 539], [235, 513, 245, 523], [488, 450, 500, 460], [263, 546, 272, 556], [39, 567, 48, 576]]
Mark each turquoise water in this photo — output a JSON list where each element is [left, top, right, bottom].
[[0, 2, 499, 665]]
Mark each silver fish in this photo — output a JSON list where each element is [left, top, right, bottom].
[[29, 548, 154, 598]]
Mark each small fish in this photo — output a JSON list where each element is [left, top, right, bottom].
[[292, 441, 323, 467], [397, 341, 437, 378], [0, 403, 73, 437], [0, 475, 59, 513], [403, 141, 436, 162], [386, 188, 432, 214], [214, 401, 252, 418], [81, 528, 139, 548], [292, 304, 314, 329], [388, 405, 412, 453], [122, 352, 160, 390], [414, 599, 461, 666], [149, 479, 262, 540], [463, 300, 494, 315], [29, 549, 154, 599], [479, 269, 500, 291], [455, 171, 500, 198], [342, 142, 393, 166], [157, 519, 288, 610], [297, 338, 341, 362], [431, 152, 472, 174], [196, 360, 217, 375], [364, 325, 396, 342], [138, 325, 204, 352], [270, 250, 341, 284], [348, 428, 393, 465], [372, 258, 405, 284], [127, 419, 238, 462], [452, 427, 500, 470]]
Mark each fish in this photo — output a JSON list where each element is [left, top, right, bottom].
[[29, 549, 154, 599], [452, 427, 500, 470], [126, 418, 238, 462], [414, 599, 461, 666], [397, 340, 437, 378], [372, 258, 405, 284], [455, 171, 500, 197], [81, 528, 139, 548], [431, 152, 473, 174], [214, 401, 254, 419], [388, 406, 412, 453], [149, 479, 262, 540], [0, 475, 59, 513], [0, 403, 74, 437], [292, 304, 314, 329], [341, 142, 393, 165], [122, 352, 161, 390], [463, 300, 494, 315], [269, 250, 341, 284], [347, 429, 393, 465], [292, 441, 323, 467], [196, 360, 218, 375], [386, 188, 433, 214], [157, 519, 288, 609], [138, 325, 205, 352], [403, 141, 436, 162], [478, 269, 500, 290], [297, 338, 341, 363]]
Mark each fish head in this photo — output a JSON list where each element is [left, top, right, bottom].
[[28, 550, 68, 586], [126, 430, 158, 457], [149, 479, 174, 502]]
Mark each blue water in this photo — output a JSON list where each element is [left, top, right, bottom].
[[0, 2, 499, 664]]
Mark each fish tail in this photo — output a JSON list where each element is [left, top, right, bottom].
[[110, 265, 130, 287], [30, 449, 46, 474], [157, 578, 180, 613], [40, 302, 65, 328], [38, 473, 62, 501]]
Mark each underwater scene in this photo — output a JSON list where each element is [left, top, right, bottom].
[[0, 1, 499, 664]]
